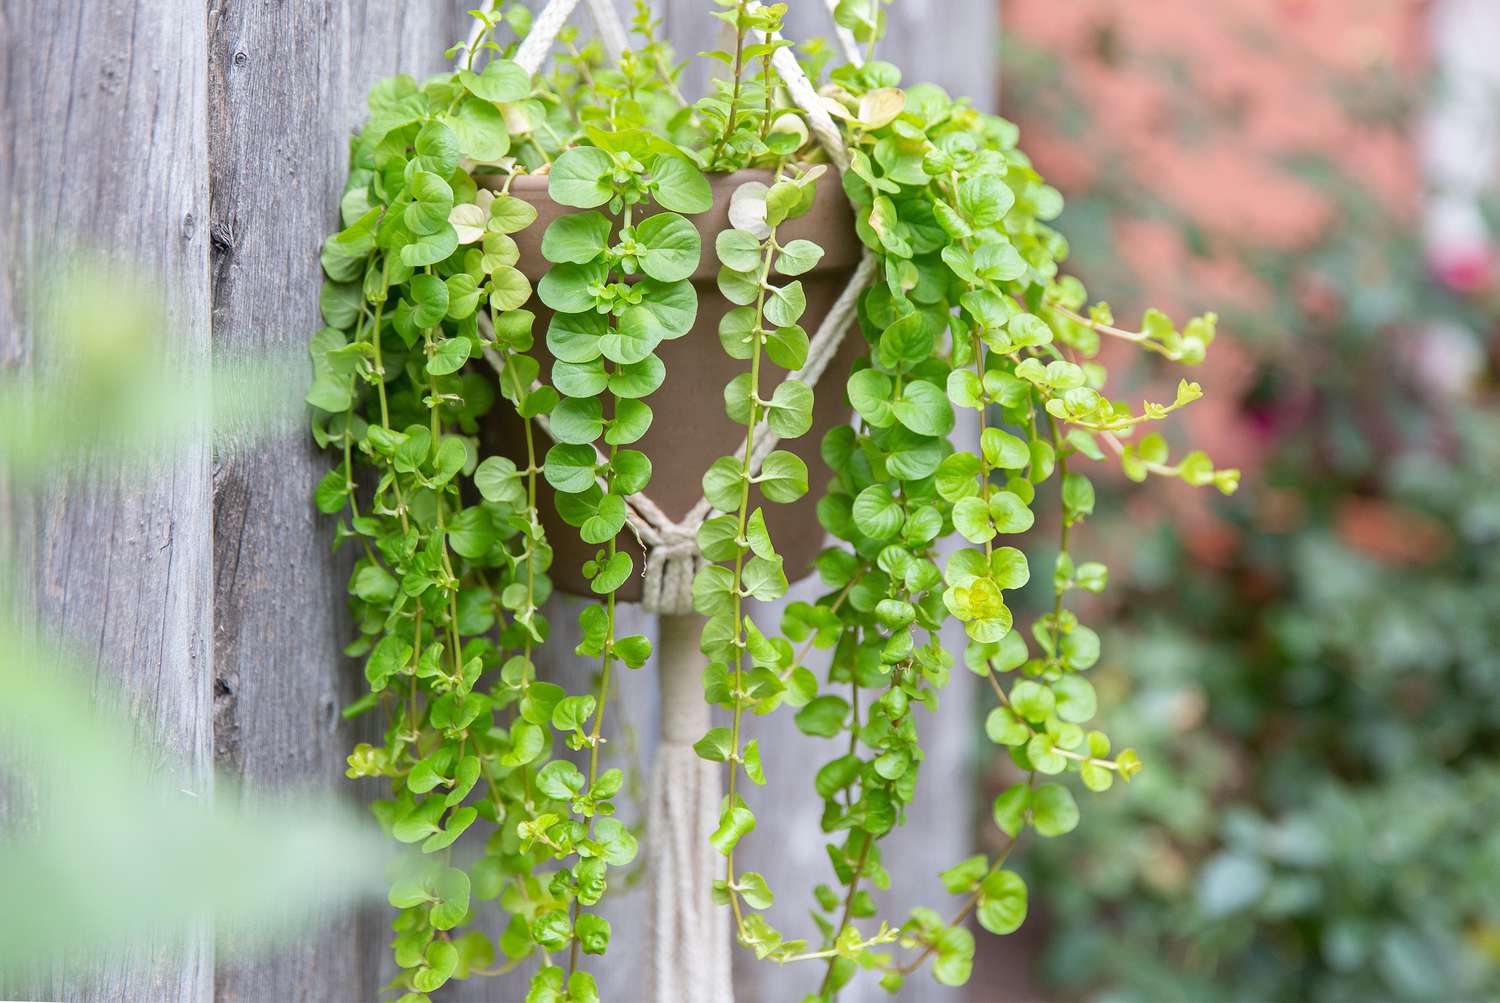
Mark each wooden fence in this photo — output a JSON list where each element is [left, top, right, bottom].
[[0, 1, 996, 1000]]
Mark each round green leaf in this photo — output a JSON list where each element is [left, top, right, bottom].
[[852, 484, 902, 540], [449, 96, 510, 161], [546, 309, 606, 363], [891, 380, 954, 437], [649, 154, 712, 213], [634, 212, 701, 282], [976, 871, 1027, 936], [1052, 674, 1097, 724], [1030, 783, 1080, 837], [549, 147, 614, 208], [541, 211, 612, 264], [458, 59, 530, 102], [757, 450, 808, 504], [543, 443, 598, 494]]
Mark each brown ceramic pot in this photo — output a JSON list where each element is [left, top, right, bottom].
[[479, 169, 862, 601]]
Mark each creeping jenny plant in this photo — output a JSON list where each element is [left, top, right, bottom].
[[310, 2, 1238, 999]]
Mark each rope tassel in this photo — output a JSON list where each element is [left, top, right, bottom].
[[646, 614, 734, 1002]]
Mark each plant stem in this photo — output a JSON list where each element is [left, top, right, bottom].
[[723, 209, 780, 933], [710, 2, 750, 168]]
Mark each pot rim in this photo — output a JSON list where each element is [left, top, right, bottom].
[[485, 164, 863, 281]]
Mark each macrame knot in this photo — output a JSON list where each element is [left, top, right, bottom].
[[640, 523, 702, 616]]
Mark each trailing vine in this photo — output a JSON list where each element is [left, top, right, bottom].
[[310, 3, 1237, 1000]]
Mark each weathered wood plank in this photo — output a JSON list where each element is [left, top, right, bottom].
[[204, 2, 476, 1000], [0, 1, 214, 1000]]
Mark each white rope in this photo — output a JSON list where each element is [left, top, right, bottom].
[[770, 39, 849, 172], [587, 0, 632, 61], [514, 0, 586, 75], [742, 250, 875, 475], [821, 0, 865, 67], [644, 614, 732, 1003]]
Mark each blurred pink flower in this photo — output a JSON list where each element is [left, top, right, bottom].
[[1428, 239, 1497, 295]]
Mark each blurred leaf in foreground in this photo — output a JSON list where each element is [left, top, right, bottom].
[[0, 625, 392, 974]]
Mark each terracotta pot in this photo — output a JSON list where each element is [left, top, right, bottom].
[[479, 169, 862, 601]]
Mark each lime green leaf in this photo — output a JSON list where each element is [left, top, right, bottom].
[[541, 211, 612, 264], [1052, 675, 1097, 724], [474, 455, 524, 503], [549, 147, 614, 208], [765, 324, 809, 370], [488, 266, 532, 311], [1030, 783, 1080, 837], [976, 871, 1027, 935], [405, 171, 455, 237], [715, 229, 762, 272], [591, 551, 633, 594], [426, 336, 470, 376], [575, 913, 610, 956], [1009, 680, 1054, 722], [952, 496, 994, 545], [985, 706, 1029, 747], [693, 727, 734, 762], [409, 273, 450, 328], [852, 484, 902, 540], [774, 238, 824, 277], [764, 280, 806, 328], [702, 457, 745, 513], [891, 380, 953, 437], [989, 491, 1034, 534], [992, 784, 1029, 838], [795, 695, 849, 738], [650, 154, 712, 213], [458, 59, 530, 102], [634, 212, 701, 283], [547, 310, 605, 364], [738, 871, 774, 910], [847, 369, 896, 428], [489, 194, 538, 234], [757, 450, 808, 503], [412, 939, 459, 993], [550, 397, 604, 444], [450, 96, 510, 161], [764, 379, 813, 438], [606, 398, 653, 445], [932, 925, 974, 986], [940, 855, 989, 894], [430, 867, 471, 930], [710, 803, 756, 855]]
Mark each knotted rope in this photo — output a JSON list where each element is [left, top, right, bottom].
[[644, 611, 734, 1003]]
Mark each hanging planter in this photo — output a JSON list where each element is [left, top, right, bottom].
[[482, 167, 864, 599], [308, 1, 1240, 1001]]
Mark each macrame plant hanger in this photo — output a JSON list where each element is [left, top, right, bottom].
[[469, 2, 871, 997]]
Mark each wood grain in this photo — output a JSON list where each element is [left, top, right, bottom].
[[0, 1, 214, 1000], [204, 3, 474, 1000]]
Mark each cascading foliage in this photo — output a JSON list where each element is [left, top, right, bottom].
[[309, 2, 1238, 1000]]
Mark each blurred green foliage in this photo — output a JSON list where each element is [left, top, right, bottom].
[[0, 258, 390, 984], [1032, 406, 1500, 1002], [1003, 29, 1500, 1003]]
